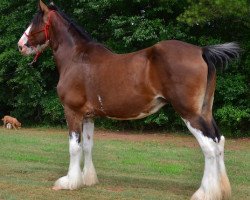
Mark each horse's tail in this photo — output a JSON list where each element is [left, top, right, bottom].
[[202, 42, 241, 69], [200, 42, 241, 141], [202, 42, 241, 101], [202, 42, 241, 96]]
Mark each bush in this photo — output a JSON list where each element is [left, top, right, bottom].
[[215, 105, 250, 136], [40, 91, 65, 125]]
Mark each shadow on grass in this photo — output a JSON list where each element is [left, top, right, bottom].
[[98, 173, 196, 196]]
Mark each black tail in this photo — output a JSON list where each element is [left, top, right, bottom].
[[200, 42, 241, 142], [202, 42, 241, 69]]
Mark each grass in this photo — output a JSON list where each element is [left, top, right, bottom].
[[0, 127, 249, 200]]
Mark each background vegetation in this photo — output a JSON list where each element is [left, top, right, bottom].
[[0, 0, 249, 136]]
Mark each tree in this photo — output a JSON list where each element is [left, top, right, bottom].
[[0, 0, 249, 135]]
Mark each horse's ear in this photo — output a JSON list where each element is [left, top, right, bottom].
[[49, 1, 55, 6], [39, 0, 49, 13]]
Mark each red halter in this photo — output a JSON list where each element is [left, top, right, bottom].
[[25, 10, 56, 64]]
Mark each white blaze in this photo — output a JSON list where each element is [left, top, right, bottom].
[[18, 24, 32, 47], [18, 23, 49, 56]]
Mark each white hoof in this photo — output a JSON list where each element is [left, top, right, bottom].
[[53, 174, 83, 190], [191, 189, 205, 200], [82, 164, 99, 186], [191, 187, 222, 200]]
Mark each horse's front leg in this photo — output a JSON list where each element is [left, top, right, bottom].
[[53, 108, 84, 190], [82, 118, 98, 185]]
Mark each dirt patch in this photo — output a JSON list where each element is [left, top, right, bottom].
[[1, 127, 248, 150], [95, 130, 199, 148], [94, 130, 249, 150], [225, 137, 250, 150]]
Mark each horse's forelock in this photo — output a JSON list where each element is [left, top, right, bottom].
[[31, 11, 44, 28]]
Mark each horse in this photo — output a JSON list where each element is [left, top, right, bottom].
[[18, 1, 240, 199]]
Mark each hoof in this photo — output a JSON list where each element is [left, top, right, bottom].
[[82, 174, 98, 186], [191, 187, 222, 200], [53, 175, 83, 190], [82, 165, 99, 186]]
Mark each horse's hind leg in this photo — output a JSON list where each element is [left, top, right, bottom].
[[182, 117, 231, 200], [82, 118, 98, 185], [167, 56, 231, 199], [177, 80, 230, 200], [53, 108, 84, 190], [218, 135, 231, 200], [170, 83, 230, 199]]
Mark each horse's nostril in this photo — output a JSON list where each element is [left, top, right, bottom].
[[18, 45, 22, 51], [26, 42, 31, 48]]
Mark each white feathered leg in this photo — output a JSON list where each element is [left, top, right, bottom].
[[183, 119, 222, 200], [53, 132, 83, 190], [218, 136, 231, 200], [82, 119, 98, 186]]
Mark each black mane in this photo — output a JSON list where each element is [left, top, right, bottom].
[[32, 3, 92, 41]]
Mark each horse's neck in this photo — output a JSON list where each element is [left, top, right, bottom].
[[49, 17, 90, 74]]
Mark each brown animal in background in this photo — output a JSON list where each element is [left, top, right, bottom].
[[2, 116, 21, 130]]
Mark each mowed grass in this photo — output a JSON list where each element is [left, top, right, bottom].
[[0, 128, 249, 200]]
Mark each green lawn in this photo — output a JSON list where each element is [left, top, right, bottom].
[[0, 128, 249, 200]]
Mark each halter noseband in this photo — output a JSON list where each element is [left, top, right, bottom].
[[25, 10, 56, 64]]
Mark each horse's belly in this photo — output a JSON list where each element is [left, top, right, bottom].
[[107, 96, 166, 120]]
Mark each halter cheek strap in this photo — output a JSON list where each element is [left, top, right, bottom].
[[25, 10, 56, 64]]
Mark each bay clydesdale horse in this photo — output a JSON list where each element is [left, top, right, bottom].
[[18, 1, 240, 199]]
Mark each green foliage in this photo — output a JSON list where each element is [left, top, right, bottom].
[[215, 105, 250, 136], [40, 91, 65, 125], [214, 73, 249, 134], [178, 0, 249, 26], [0, 0, 249, 136], [216, 74, 248, 104], [107, 16, 163, 51], [144, 109, 169, 126]]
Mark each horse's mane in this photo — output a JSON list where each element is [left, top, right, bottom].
[[32, 3, 92, 42]]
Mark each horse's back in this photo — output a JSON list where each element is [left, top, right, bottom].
[[152, 40, 204, 67]]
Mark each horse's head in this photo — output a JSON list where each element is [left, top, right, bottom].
[[18, 0, 55, 56]]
